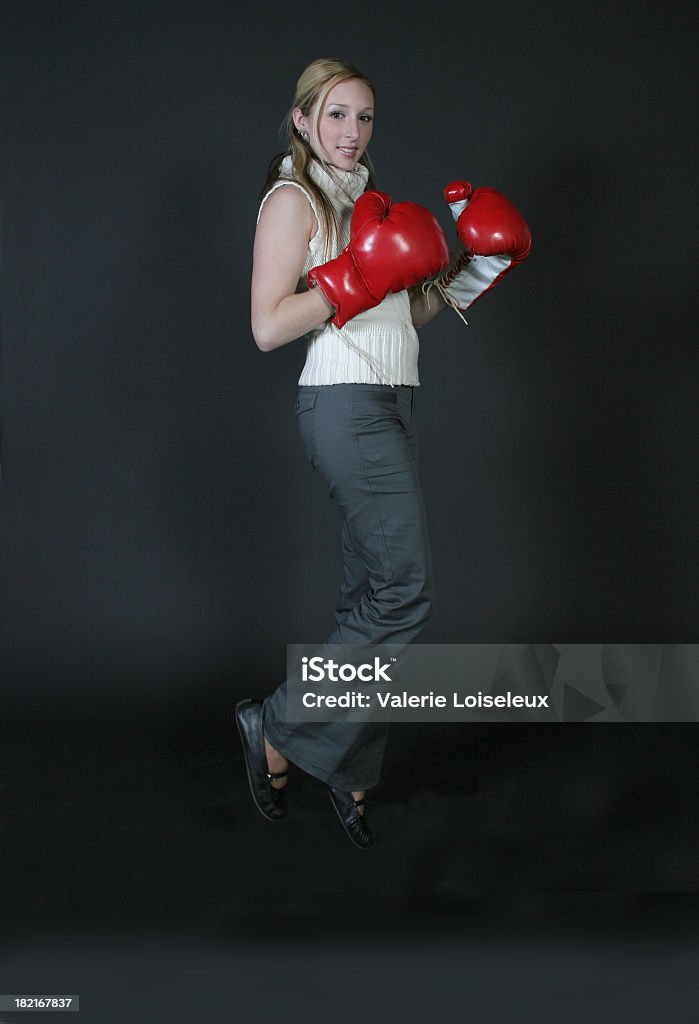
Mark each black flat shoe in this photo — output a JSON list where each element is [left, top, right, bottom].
[[327, 787, 374, 848], [235, 699, 288, 821]]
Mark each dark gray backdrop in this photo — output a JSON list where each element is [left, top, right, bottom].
[[1, 1, 696, 703]]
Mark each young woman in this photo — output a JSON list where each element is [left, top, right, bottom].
[[236, 57, 531, 849]]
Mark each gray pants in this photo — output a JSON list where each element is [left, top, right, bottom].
[[262, 383, 434, 790]]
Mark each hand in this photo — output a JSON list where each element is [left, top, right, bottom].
[[308, 190, 450, 328]]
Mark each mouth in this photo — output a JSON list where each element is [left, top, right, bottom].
[[337, 147, 358, 158]]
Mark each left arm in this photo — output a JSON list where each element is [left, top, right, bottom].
[[409, 283, 447, 328], [409, 181, 532, 329]]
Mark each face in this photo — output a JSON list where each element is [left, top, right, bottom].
[[297, 78, 375, 170]]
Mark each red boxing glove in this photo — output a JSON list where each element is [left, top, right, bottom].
[[445, 181, 532, 263], [429, 181, 532, 318], [308, 190, 450, 328]]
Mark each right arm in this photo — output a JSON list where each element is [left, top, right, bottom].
[[251, 185, 335, 352]]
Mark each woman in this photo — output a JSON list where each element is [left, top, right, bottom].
[[236, 57, 530, 848]]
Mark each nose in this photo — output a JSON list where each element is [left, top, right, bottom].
[[344, 119, 360, 140]]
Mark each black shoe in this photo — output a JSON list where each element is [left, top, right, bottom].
[[235, 699, 288, 821], [327, 787, 374, 848]]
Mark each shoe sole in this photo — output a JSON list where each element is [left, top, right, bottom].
[[235, 699, 285, 822]]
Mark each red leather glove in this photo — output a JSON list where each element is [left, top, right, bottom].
[[446, 181, 532, 262], [432, 181, 532, 316], [308, 190, 450, 327]]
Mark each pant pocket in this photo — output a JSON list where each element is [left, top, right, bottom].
[[351, 411, 412, 477], [295, 387, 320, 470], [294, 388, 319, 415]]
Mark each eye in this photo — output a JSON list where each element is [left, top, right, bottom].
[[360, 114, 373, 123], [329, 111, 344, 119]]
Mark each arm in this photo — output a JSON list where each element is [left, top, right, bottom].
[[251, 186, 335, 352], [412, 181, 532, 328], [408, 283, 448, 328]]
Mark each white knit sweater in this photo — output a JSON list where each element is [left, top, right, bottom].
[[257, 156, 420, 386]]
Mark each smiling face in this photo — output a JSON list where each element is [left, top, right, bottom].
[[295, 77, 375, 170]]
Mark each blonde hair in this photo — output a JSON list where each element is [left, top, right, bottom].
[[260, 58, 378, 259]]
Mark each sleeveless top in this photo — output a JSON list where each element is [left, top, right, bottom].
[[256, 156, 420, 386]]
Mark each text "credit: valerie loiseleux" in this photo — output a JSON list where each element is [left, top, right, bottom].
[[301, 691, 549, 709]]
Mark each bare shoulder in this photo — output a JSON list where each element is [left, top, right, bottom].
[[257, 182, 317, 241], [253, 183, 316, 299]]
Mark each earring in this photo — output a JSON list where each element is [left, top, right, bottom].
[[298, 128, 309, 141]]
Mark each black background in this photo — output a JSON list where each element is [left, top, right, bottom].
[[1, 2, 697, 1021]]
